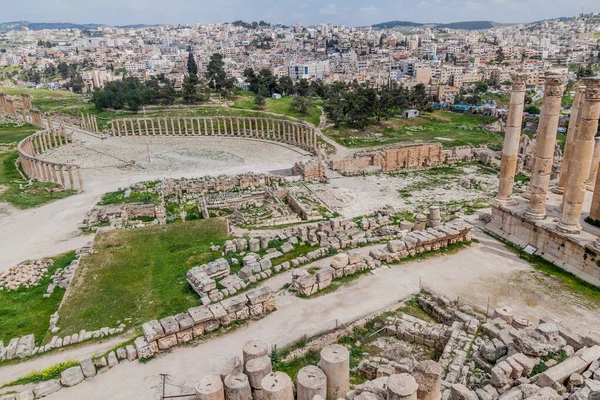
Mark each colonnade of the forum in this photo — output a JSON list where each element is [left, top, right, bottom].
[[495, 73, 600, 239], [17, 129, 84, 191], [109, 116, 318, 152]]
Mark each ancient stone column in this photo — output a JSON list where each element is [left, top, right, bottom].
[[525, 72, 565, 220], [5, 99, 16, 115], [412, 360, 442, 400], [320, 344, 349, 400], [242, 340, 269, 365], [387, 374, 418, 400], [77, 168, 84, 191], [296, 366, 327, 400], [196, 375, 225, 400], [261, 372, 293, 400], [0, 92, 7, 113], [495, 73, 528, 204], [414, 214, 427, 231], [224, 373, 252, 400], [428, 206, 441, 228], [59, 166, 66, 187], [67, 166, 75, 189], [558, 78, 600, 232], [246, 356, 272, 399], [587, 137, 600, 192]]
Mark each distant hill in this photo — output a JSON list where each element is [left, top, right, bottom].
[[372, 20, 496, 30], [371, 21, 424, 29], [0, 21, 152, 32], [435, 21, 494, 30]]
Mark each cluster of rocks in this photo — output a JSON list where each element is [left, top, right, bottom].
[[291, 251, 383, 296], [136, 287, 275, 359], [78, 202, 163, 230], [0, 323, 125, 362], [189, 235, 334, 305], [0, 259, 53, 291], [8, 343, 141, 400], [45, 258, 79, 296], [368, 221, 473, 263]]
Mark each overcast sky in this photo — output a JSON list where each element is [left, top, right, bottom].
[[2, 0, 599, 26]]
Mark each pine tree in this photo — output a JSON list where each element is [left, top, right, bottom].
[[187, 51, 198, 75]]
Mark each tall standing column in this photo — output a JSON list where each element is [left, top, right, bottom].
[[525, 72, 565, 220], [555, 86, 585, 194], [586, 137, 600, 192], [495, 73, 528, 205], [560, 78, 600, 232]]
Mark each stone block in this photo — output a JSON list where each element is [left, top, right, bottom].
[[80, 358, 96, 378], [142, 320, 165, 342], [107, 351, 118, 368], [33, 380, 62, 398], [204, 319, 220, 332], [175, 313, 194, 331], [176, 329, 193, 343], [126, 345, 138, 361], [16, 334, 35, 359], [538, 356, 589, 387], [451, 384, 478, 400], [15, 391, 34, 400], [523, 387, 560, 400], [193, 323, 205, 337], [60, 366, 84, 387], [116, 347, 127, 360], [221, 295, 249, 314], [160, 316, 180, 335], [134, 336, 155, 359], [246, 287, 273, 305], [188, 305, 215, 325], [157, 334, 178, 350]]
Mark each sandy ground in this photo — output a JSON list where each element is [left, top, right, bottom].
[[0, 230, 593, 399], [0, 134, 312, 271]]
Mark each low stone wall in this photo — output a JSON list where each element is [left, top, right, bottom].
[[136, 286, 275, 358], [486, 204, 600, 287], [329, 143, 495, 174], [291, 251, 382, 296]]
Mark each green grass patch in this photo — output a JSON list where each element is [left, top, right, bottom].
[[97, 189, 159, 206], [0, 151, 76, 209], [0, 122, 38, 144], [324, 111, 499, 148], [531, 350, 568, 375], [232, 95, 321, 125], [1, 360, 80, 388], [55, 219, 229, 338], [398, 297, 433, 322], [0, 251, 76, 346], [272, 348, 320, 381]]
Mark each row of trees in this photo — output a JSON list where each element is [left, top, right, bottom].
[[92, 52, 235, 110], [323, 82, 431, 128]]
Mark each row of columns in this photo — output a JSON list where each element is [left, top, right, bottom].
[[496, 74, 600, 236], [18, 155, 83, 191], [108, 116, 317, 151], [22, 127, 70, 157], [81, 113, 99, 133]]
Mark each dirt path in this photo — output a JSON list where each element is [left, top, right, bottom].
[[23, 231, 598, 400]]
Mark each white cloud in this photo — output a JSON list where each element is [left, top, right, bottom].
[[319, 3, 339, 15], [359, 5, 378, 14]]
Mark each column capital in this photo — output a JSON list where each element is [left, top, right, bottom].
[[583, 77, 600, 101], [543, 72, 565, 97], [510, 72, 528, 91]]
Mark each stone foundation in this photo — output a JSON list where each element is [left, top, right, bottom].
[[486, 204, 600, 286]]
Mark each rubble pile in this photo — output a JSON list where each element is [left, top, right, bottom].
[[0, 259, 53, 290]]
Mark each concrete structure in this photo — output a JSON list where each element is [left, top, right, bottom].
[[555, 86, 585, 194], [525, 72, 565, 220], [558, 77, 600, 233], [319, 344, 350, 400], [108, 116, 317, 153], [495, 73, 527, 205]]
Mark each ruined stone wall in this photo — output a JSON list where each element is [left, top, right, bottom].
[[487, 205, 600, 286], [330, 143, 490, 173]]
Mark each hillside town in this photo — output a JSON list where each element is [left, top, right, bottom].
[[0, 14, 599, 104]]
